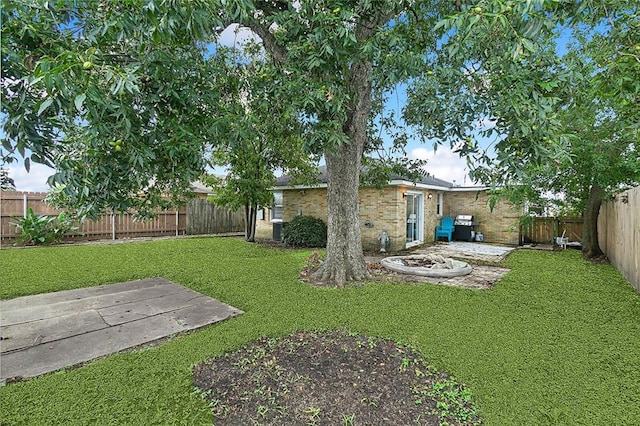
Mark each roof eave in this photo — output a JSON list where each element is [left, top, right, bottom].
[[271, 183, 329, 190], [271, 180, 488, 192], [388, 179, 451, 191], [447, 185, 490, 191]]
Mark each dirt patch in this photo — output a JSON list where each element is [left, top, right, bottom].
[[193, 329, 481, 425]]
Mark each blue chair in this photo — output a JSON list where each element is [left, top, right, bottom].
[[435, 216, 454, 242]]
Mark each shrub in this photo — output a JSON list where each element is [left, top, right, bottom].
[[11, 208, 79, 245], [282, 215, 327, 248]]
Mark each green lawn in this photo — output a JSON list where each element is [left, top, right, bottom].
[[1, 237, 639, 425]]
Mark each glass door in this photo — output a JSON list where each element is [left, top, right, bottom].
[[406, 193, 424, 246]]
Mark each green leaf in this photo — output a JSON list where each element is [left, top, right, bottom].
[[521, 38, 535, 53], [74, 94, 86, 112], [37, 98, 53, 116]]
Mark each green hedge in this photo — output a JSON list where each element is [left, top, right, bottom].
[[282, 215, 327, 247]]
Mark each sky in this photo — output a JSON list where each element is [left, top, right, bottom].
[[5, 162, 55, 192], [3, 23, 473, 192], [4, 140, 472, 191], [408, 146, 472, 186]]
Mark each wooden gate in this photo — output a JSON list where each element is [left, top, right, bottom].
[[520, 217, 584, 244]]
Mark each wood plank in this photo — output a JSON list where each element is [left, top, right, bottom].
[[97, 292, 213, 326], [1, 310, 108, 354], [1, 278, 171, 311], [0, 278, 243, 381], [1, 279, 184, 325], [0, 299, 242, 380]]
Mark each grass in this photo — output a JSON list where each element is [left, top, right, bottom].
[[1, 237, 639, 425]]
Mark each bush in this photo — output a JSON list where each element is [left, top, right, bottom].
[[282, 215, 327, 248], [11, 208, 79, 245]]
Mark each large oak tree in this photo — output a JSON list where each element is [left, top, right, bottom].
[[208, 0, 578, 285]]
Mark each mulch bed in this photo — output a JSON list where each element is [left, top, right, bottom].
[[193, 329, 481, 425]]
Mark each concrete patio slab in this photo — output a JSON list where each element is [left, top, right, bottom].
[[417, 241, 516, 262], [0, 277, 243, 383]]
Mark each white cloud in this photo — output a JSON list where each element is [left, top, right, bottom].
[[409, 145, 477, 186], [6, 162, 54, 192], [217, 24, 262, 49]]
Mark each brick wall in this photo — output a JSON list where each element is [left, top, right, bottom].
[[255, 211, 273, 239], [257, 185, 522, 248], [422, 189, 441, 244], [283, 188, 328, 222], [281, 186, 443, 252], [282, 187, 404, 251], [442, 190, 522, 245], [358, 187, 404, 251]]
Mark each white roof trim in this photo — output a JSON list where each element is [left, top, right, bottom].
[[448, 186, 490, 191], [388, 179, 450, 191], [391, 180, 489, 191], [271, 183, 328, 190], [271, 180, 488, 192]]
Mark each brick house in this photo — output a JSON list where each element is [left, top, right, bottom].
[[256, 167, 523, 251]]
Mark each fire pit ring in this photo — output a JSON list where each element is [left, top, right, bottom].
[[380, 254, 473, 278]]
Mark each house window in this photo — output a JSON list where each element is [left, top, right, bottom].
[[271, 191, 283, 222], [436, 192, 443, 216]]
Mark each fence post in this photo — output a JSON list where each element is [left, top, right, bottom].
[[175, 209, 179, 236], [111, 213, 116, 240], [23, 193, 27, 218]]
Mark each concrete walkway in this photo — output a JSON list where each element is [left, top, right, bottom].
[[0, 278, 243, 382]]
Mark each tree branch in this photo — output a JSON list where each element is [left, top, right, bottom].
[[355, 1, 400, 41], [244, 20, 288, 65]]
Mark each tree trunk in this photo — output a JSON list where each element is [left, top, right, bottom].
[[312, 145, 370, 286], [582, 183, 604, 258], [312, 61, 373, 286], [244, 203, 257, 242]]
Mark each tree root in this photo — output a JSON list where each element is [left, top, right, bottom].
[[311, 261, 371, 287]]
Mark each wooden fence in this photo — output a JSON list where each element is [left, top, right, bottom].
[[598, 187, 639, 292], [0, 191, 244, 244], [520, 216, 584, 244], [186, 198, 245, 235]]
